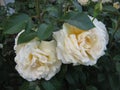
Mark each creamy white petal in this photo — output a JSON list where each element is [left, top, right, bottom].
[[53, 16, 108, 66], [14, 31, 61, 81]]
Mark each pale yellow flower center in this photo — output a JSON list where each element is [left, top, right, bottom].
[[29, 53, 33, 61], [65, 23, 84, 36], [65, 23, 96, 49], [64, 23, 98, 61], [27, 51, 49, 69]]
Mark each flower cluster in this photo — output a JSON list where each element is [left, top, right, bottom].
[[14, 16, 108, 81]]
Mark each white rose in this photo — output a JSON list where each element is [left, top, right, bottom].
[[77, 0, 89, 5], [53, 16, 108, 66], [113, 2, 120, 9], [14, 31, 61, 81]]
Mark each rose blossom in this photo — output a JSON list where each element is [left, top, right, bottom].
[[113, 2, 120, 9], [53, 16, 108, 66], [14, 31, 61, 81]]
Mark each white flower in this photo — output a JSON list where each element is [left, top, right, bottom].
[[14, 31, 61, 81], [77, 0, 89, 5], [53, 16, 108, 66], [92, 0, 112, 3], [113, 2, 120, 9]]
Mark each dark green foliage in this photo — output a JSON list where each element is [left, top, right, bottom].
[[4, 14, 30, 34], [0, 0, 120, 90], [19, 82, 40, 90], [17, 31, 37, 44], [66, 12, 95, 30], [37, 24, 54, 40]]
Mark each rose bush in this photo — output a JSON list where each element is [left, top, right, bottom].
[[0, 0, 120, 90], [14, 31, 61, 81], [53, 16, 108, 66]]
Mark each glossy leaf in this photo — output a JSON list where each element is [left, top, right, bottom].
[[37, 24, 54, 40], [41, 81, 56, 90], [104, 5, 118, 12], [25, 19, 34, 32], [73, 0, 82, 12], [66, 12, 95, 30], [113, 55, 120, 61], [18, 31, 36, 44], [19, 82, 40, 90], [4, 14, 30, 34]]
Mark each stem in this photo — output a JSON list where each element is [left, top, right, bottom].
[[35, 0, 41, 23], [59, 3, 63, 17], [109, 22, 119, 49]]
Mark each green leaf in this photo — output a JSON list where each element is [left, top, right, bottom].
[[66, 12, 95, 30], [97, 74, 105, 82], [86, 86, 98, 90], [41, 81, 56, 90], [25, 19, 34, 32], [4, 13, 30, 34], [4, 21, 26, 34], [65, 66, 86, 87], [114, 29, 120, 41], [103, 5, 120, 15], [57, 65, 67, 79], [41, 77, 64, 90], [93, 2, 102, 17], [29, 82, 40, 90], [113, 55, 120, 61], [28, 3, 35, 8], [19, 82, 29, 90], [108, 75, 120, 90], [37, 24, 54, 40], [104, 5, 118, 12], [19, 82, 40, 90], [18, 31, 36, 44], [65, 73, 76, 85], [57, 0, 64, 4], [61, 11, 77, 20], [46, 6, 59, 17], [116, 62, 120, 73], [73, 0, 82, 12]]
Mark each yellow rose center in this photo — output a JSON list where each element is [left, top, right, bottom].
[[64, 23, 85, 36], [64, 23, 96, 49], [28, 51, 49, 69], [29, 53, 33, 61]]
